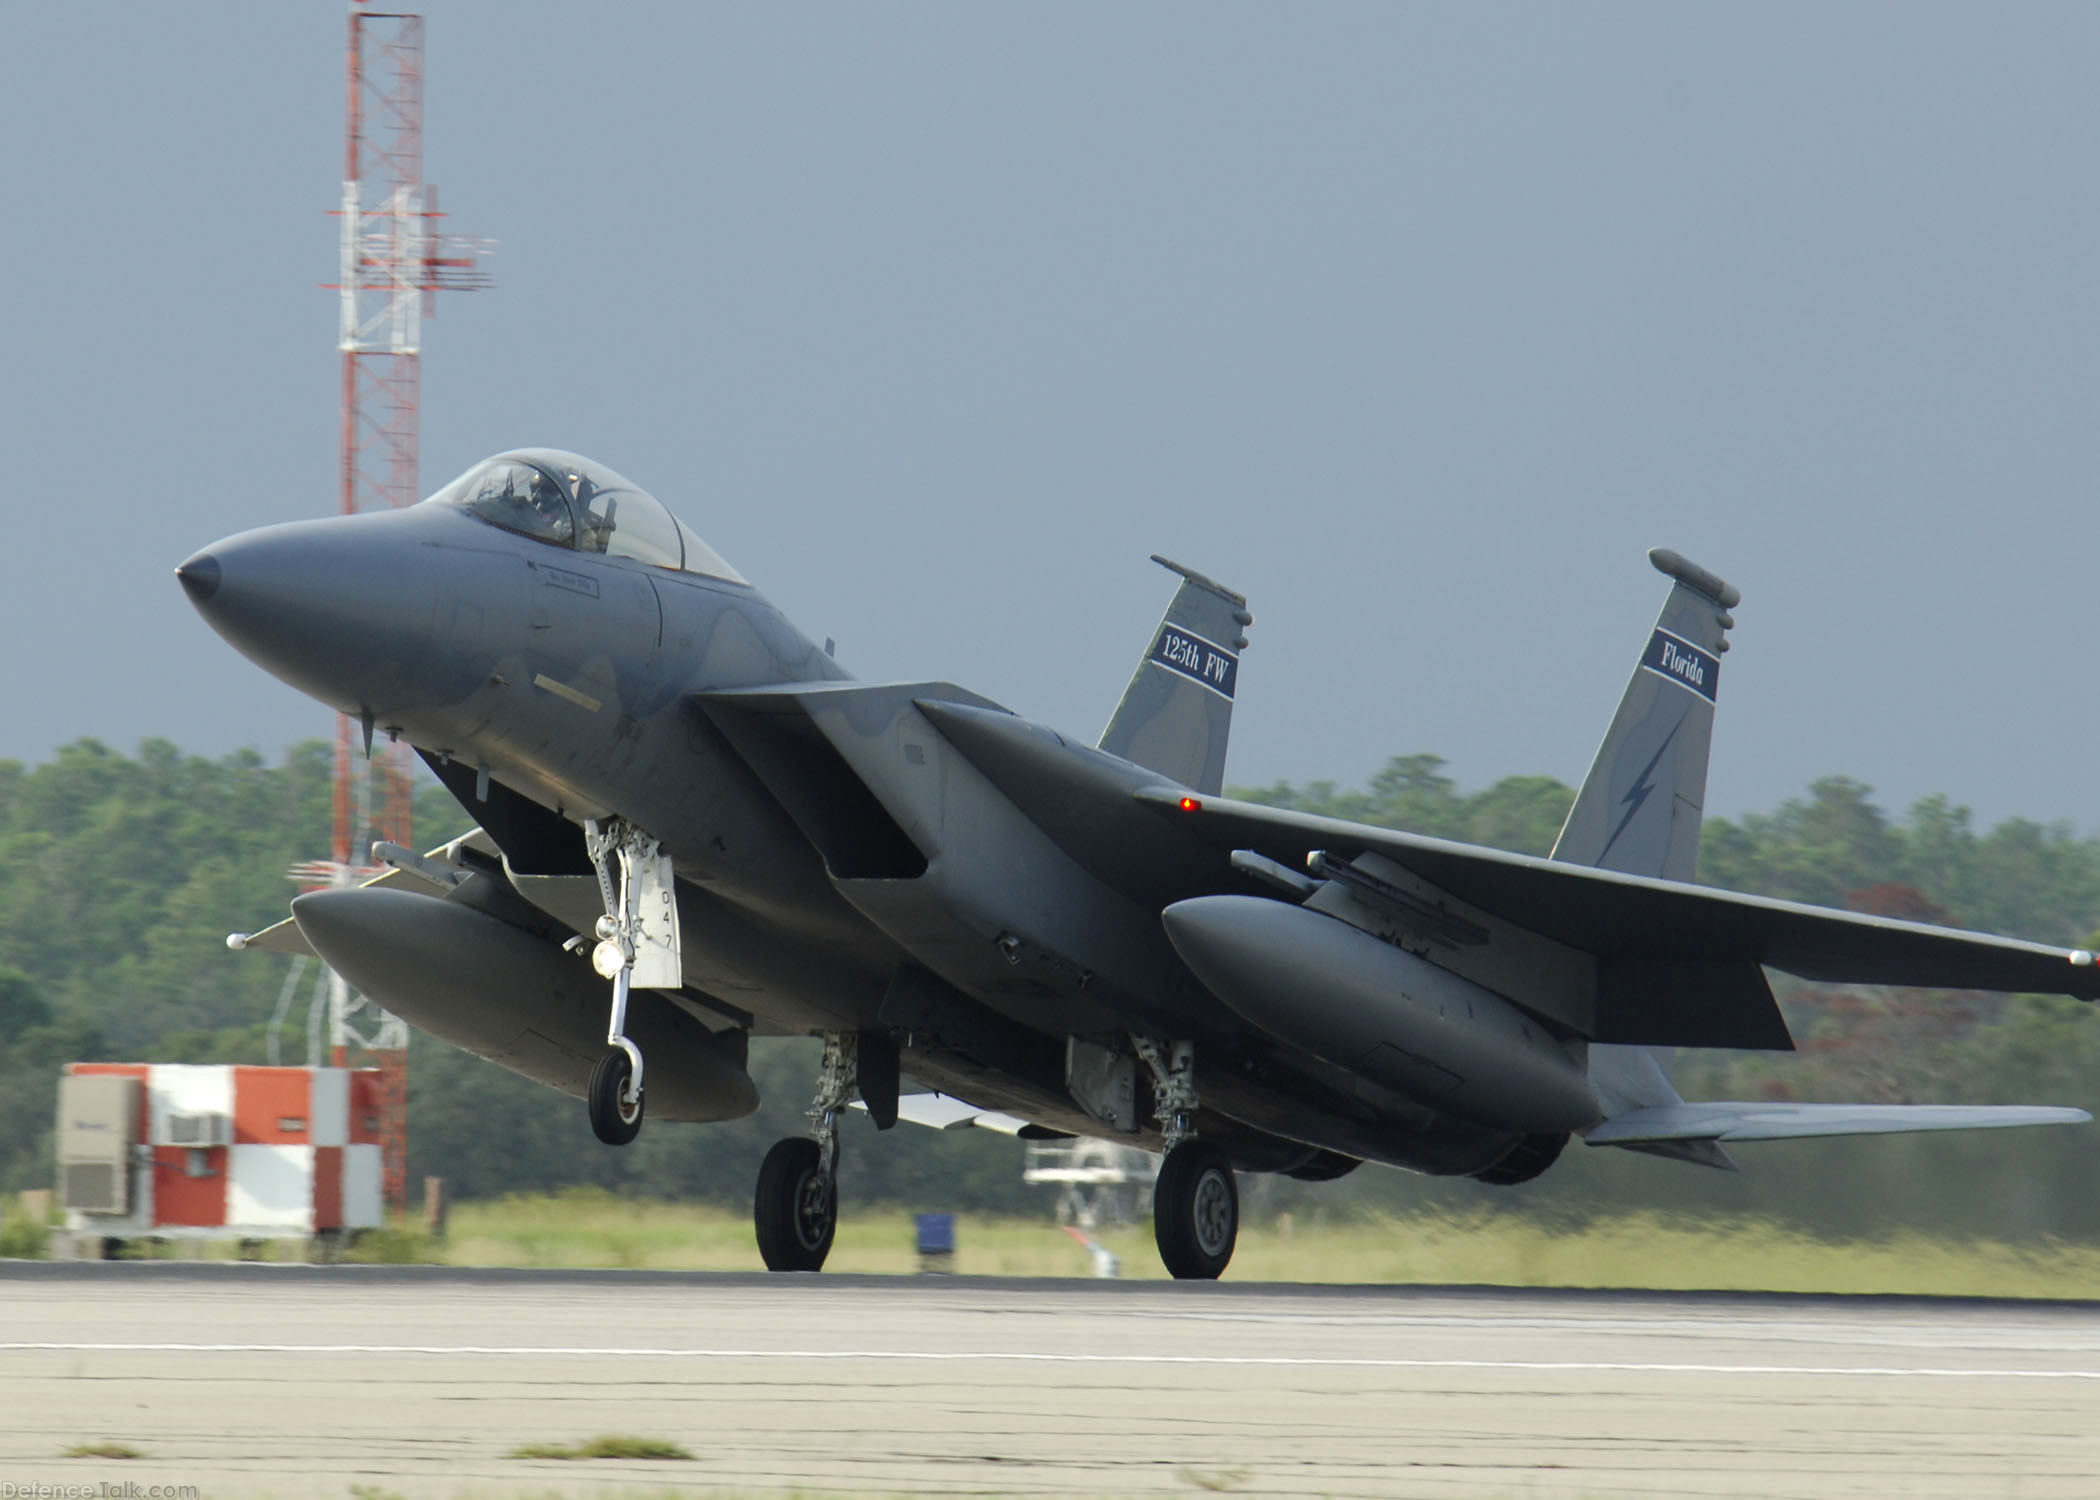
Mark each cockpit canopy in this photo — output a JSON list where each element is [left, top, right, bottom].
[[427, 449, 746, 583]]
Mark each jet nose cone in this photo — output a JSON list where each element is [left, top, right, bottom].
[[175, 551, 221, 602], [178, 510, 441, 716]]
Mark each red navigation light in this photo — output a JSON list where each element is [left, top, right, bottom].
[[1179, 796, 1202, 812]]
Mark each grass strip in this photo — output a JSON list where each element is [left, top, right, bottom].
[[343, 1189, 2100, 1299], [509, 1434, 695, 1461]]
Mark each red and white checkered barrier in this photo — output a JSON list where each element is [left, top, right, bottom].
[[64, 1063, 384, 1236]]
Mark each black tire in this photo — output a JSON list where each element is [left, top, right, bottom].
[[755, 1136, 836, 1272], [1153, 1140, 1238, 1280], [587, 1048, 644, 1146]]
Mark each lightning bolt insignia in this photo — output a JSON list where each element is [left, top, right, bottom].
[[1597, 712, 1686, 866]]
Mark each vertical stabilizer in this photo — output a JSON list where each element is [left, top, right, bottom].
[[1099, 556, 1252, 796], [1560, 549, 1741, 1165], [1551, 548, 1739, 881]]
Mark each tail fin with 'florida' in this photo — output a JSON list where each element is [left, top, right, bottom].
[[1552, 547, 1738, 881], [1559, 549, 1744, 1167], [1553, 553, 2088, 1160]]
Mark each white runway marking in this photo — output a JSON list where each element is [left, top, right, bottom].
[[7, 1340, 2096, 1380], [10, 1276, 2100, 1498], [1119, 1307, 2100, 1349]]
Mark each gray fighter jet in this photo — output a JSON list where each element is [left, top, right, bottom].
[[180, 450, 2097, 1278]]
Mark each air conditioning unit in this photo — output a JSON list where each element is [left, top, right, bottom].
[[160, 1112, 231, 1148], [62, 1162, 124, 1214], [56, 1074, 137, 1215]]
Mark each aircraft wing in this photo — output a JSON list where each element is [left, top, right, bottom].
[[1587, 1102, 2092, 1144], [906, 696, 2100, 1013], [1134, 787, 2100, 1000], [228, 828, 503, 958]]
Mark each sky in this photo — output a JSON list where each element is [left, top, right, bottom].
[[3, 3, 2097, 829]]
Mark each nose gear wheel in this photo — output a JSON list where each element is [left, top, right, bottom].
[[587, 1047, 642, 1146], [580, 817, 679, 1146]]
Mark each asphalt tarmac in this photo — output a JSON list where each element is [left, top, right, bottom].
[[1, 1263, 2095, 1499]]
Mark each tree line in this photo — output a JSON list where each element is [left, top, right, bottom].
[[3, 739, 2097, 1241]]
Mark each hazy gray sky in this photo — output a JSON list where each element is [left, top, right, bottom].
[[5, 4, 2096, 828]]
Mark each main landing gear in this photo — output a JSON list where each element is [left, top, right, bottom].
[[1136, 1037, 1238, 1280], [582, 818, 681, 1147], [755, 1031, 856, 1272]]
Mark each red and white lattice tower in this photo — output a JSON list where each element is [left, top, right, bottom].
[[311, 3, 492, 1213]]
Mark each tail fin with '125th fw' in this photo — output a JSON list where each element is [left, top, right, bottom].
[[1098, 556, 1252, 798]]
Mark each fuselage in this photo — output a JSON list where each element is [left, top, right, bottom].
[[180, 450, 1600, 1178]]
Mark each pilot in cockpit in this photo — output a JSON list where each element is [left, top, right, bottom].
[[525, 469, 572, 538], [431, 450, 747, 584]]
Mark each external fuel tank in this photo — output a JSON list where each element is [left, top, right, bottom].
[[1162, 895, 1599, 1134], [291, 885, 757, 1122]]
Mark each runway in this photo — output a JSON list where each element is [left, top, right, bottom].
[[2, 1264, 2096, 1499]]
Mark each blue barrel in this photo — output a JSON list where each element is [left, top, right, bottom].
[[915, 1213, 956, 1255]]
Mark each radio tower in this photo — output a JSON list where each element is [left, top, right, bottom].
[[308, 2, 491, 1213]]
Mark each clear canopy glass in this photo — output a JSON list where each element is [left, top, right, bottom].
[[428, 449, 746, 583], [450, 460, 576, 548]]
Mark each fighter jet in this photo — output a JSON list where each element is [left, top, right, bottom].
[[180, 449, 2097, 1278]]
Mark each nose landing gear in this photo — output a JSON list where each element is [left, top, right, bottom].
[[756, 1032, 857, 1271], [587, 1046, 643, 1147], [582, 818, 681, 1147], [1136, 1037, 1238, 1280]]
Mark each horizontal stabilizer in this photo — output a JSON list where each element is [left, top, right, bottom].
[[1588, 1102, 2091, 1145], [852, 1092, 1033, 1134]]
